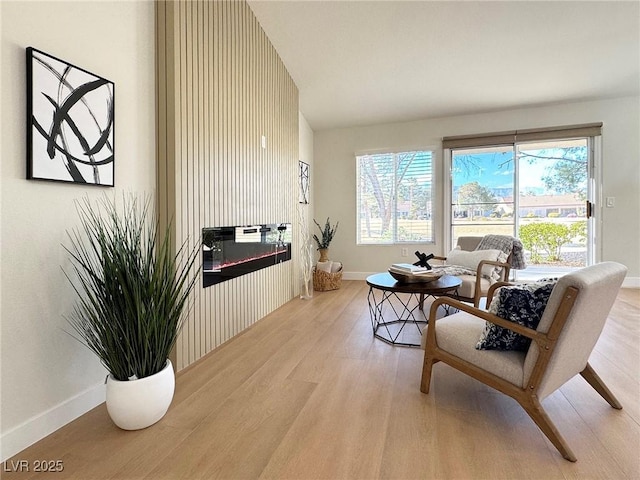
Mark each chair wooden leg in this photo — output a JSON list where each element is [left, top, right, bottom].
[[580, 362, 623, 409], [420, 353, 435, 394], [520, 397, 577, 462]]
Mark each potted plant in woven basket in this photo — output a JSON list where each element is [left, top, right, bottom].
[[64, 194, 199, 430], [312, 217, 342, 291], [313, 217, 338, 262]]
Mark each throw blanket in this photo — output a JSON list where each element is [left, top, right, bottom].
[[432, 265, 480, 278], [432, 264, 503, 282], [476, 235, 527, 270]]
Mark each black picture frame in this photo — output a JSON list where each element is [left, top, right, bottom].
[[26, 47, 115, 186], [299, 160, 309, 204]]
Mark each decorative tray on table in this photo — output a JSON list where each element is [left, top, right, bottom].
[[388, 264, 444, 284]]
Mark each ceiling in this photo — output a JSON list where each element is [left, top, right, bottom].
[[247, 1, 640, 131]]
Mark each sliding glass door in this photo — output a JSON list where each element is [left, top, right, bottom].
[[450, 137, 593, 278], [451, 145, 516, 240]]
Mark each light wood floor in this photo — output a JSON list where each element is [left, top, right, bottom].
[[3, 282, 639, 479]]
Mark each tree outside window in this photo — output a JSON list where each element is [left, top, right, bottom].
[[357, 150, 434, 244]]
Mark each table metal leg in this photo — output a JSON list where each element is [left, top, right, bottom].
[[367, 286, 461, 347], [367, 286, 427, 347]]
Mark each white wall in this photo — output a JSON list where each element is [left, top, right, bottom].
[[300, 112, 314, 209], [314, 97, 640, 284], [1, 0, 155, 460], [299, 111, 314, 232]]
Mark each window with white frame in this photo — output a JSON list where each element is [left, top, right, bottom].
[[356, 150, 434, 244]]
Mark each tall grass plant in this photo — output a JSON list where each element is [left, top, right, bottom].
[[64, 195, 199, 381]]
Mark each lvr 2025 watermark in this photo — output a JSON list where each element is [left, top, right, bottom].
[[3, 459, 64, 472]]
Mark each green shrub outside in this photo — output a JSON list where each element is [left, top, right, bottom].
[[520, 221, 586, 263]]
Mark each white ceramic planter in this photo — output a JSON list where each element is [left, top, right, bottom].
[[106, 359, 175, 430]]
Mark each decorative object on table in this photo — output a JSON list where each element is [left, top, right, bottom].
[[298, 160, 310, 204], [313, 260, 343, 291], [26, 47, 115, 186], [63, 194, 199, 430], [313, 217, 338, 262], [388, 263, 444, 283], [389, 263, 429, 274], [413, 251, 434, 269]]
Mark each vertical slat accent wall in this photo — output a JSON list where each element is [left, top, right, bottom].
[[156, 0, 299, 370]]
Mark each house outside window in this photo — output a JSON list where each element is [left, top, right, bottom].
[[356, 150, 434, 245]]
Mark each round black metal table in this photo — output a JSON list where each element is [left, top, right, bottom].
[[366, 273, 462, 347]]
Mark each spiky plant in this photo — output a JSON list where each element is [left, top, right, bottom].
[[312, 217, 339, 250], [64, 195, 199, 381]]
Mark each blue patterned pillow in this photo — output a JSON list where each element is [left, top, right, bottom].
[[476, 280, 557, 351]]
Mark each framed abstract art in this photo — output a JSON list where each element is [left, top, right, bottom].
[[26, 47, 115, 186], [299, 160, 309, 204]]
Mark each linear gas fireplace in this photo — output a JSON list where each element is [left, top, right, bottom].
[[202, 223, 292, 287]]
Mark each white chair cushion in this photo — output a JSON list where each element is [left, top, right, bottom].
[[426, 312, 526, 386], [446, 248, 503, 279], [457, 274, 492, 299]]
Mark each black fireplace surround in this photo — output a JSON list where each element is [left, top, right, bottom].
[[202, 223, 292, 287]]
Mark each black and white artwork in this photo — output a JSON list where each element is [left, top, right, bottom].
[[27, 47, 115, 186], [299, 161, 309, 204]]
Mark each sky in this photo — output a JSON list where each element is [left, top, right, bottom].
[[452, 148, 586, 192]]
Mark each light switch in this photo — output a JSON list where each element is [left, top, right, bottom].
[[605, 197, 615, 208], [261, 135, 266, 149]]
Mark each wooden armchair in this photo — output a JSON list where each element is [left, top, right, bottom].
[[433, 236, 514, 307], [420, 261, 627, 461]]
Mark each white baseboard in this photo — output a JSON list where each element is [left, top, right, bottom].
[[344, 271, 640, 288], [343, 271, 374, 281], [623, 277, 640, 288], [1, 381, 106, 462]]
